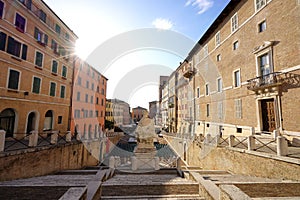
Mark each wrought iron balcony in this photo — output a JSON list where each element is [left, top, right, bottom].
[[247, 72, 300, 91], [183, 67, 195, 78]]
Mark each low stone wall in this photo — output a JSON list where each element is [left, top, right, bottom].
[[165, 135, 300, 181], [0, 141, 99, 181]]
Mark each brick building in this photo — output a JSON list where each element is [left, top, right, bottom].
[[162, 0, 300, 138], [132, 106, 147, 123], [71, 58, 107, 138], [0, 0, 77, 137]]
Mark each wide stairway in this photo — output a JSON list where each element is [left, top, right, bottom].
[[101, 169, 204, 200]]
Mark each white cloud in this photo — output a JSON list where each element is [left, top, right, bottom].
[[152, 18, 173, 30], [185, 0, 214, 14]]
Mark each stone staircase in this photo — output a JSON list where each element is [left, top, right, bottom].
[[101, 170, 203, 199]]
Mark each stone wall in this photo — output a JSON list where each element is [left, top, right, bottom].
[[0, 141, 99, 181], [165, 135, 300, 181]]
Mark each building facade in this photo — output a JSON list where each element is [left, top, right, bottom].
[[105, 99, 131, 127], [0, 0, 77, 137], [161, 0, 300, 139], [132, 106, 147, 123], [71, 58, 107, 139], [149, 100, 160, 125]]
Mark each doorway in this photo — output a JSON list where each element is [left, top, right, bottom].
[[261, 99, 276, 132], [26, 112, 36, 134]]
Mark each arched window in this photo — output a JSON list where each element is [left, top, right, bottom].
[[44, 110, 53, 131], [26, 112, 36, 134], [0, 108, 15, 137]]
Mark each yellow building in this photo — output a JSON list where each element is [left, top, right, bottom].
[[0, 0, 77, 137]]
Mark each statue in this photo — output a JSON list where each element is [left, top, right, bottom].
[[135, 112, 157, 145]]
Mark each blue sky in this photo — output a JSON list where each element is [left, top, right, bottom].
[[44, 0, 230, 109]]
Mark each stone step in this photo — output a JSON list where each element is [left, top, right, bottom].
[[101, 194, 204, 200]]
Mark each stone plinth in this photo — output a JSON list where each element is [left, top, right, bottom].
[[132, 144, 158, 171]]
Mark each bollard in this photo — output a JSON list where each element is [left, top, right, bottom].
[[155, 157, 160, 170], [131, 156, 137, 171], [206, 134, 212, 144], [66, 131, 72, 142], [109, 156, 115, 168], [0, 130, 6, 152], [51, 131, 58, 144], [277, 136, 288, 156], [250, 127, 256, 135], [273, 130, 279, 140], [229, 135, 235, 147], [248, 135, 256, 151], [29, 130, 38, 147]]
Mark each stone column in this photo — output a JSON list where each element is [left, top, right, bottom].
[[248, 135, 256, 151], [51, 131, 58, 144], [109, 156, 115, 168], [66, 131, 72, 142], [131, 156, 137, 171], [29, 130, 38, 147], [229, 135, 235, 147], [277, 136, 288, 156], [0, 130, 6, 152]]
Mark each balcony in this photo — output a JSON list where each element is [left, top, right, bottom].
[[247, 72, 300, 93], [183, 67, 195, 78]]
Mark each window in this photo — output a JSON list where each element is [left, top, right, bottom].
[[95, 111, 99, 117], [196, 87, 200, 98], [231, 13, 238, 32], [255, 0, 266, 11], [34, 27, 48, 45], [62, 66, 67, 78], [0, 1, 4, 18], [217, 78, 222, 92], [39, 9, 46, 23], [91, 83, 94, 91], [101, 99, 104, 106], [65, 33, 69, 41], [203, 44, 208, 57], [96, 97, 99, 104], [85, 94, 88, 103], [217, 54, 221, 61], [74, 110, 80, 118], [60, 85, 65, 98], [90, 96, 93, 104], [58, 116, 62, 124], [234, 70, 241, 87], [89, 110, 93, 117], [49, 82, 56, 97], [8, 69, 20, 90], [76, 92, 80, 101], [32, 77, 41, 94], [0, 32, 6, 51], [35, 51, 43, 67], [206, 104, 210, 117], [7, 36, 27, 60], [205, 83, 210, 96], [51, 39, 58, 54], [55, 24, 61, 35], [235, 99, 242, 119], [51, 60, 58, 74], [15, 13, 26, 32], [86, 81, 89, 89], [215, 31, 220, 47], [258, 20, 266, 32], [258, 53, 271, 76], [77, 77, 81, 85], [233, 41, 239, 50], [218, 102, 223, 119], [101, 88, 105, 95]]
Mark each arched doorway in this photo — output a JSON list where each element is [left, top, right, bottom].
[[26, 112, 36, 134], [0, 108, 15, 137], [44, 110, 53, 131]]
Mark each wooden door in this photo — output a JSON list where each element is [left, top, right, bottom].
[[261, 99, 276, 132]]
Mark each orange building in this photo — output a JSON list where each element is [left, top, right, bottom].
[[0, 0, 77, 137], [71, 58, 107, 139], [132, 106, 147, 123]]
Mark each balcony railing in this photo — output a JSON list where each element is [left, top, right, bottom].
[[183, 67, 195, 78], [247, 72, 300, 91]]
